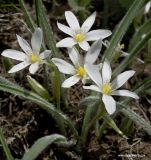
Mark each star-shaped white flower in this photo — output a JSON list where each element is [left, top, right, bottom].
[[52, 40, 102, 88], [1, 28, 51, 74], [83, 61, 139, 115], [56, 11, 112, 51]]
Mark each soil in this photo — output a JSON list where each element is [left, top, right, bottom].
[[0, 0, 151, 160]]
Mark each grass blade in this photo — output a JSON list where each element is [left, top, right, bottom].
[[103, 0, 146, 61], [22, 134, 66, 160], [18, 0, 36, 31], [0, 128, 14, 160], [35, 0, 60, 56]]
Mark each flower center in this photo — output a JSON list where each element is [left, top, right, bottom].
[[74, 33, 85, 42], [117, 43, 125, 50], [29, 53, 39, 64], [77, 67, 86, 77], [102, 84, 112, 95]]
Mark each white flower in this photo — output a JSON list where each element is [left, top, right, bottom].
[[1, 28, 51, 74], [56, 11, 112, 51], [83, 61, 139, 115], [52, 40, 102, 88]]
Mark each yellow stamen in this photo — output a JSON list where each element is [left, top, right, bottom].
[[29, 53, 39, 63], [74, 33, 85, 42], [77, 67, 86, 77], [102, 84, 112, 94], [118, 43, 125, 50]]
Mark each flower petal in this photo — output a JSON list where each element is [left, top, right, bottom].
[[8, 61, 29, 73], [29, 62, 39, 74], [83, 85, 101, 92], [65, 11, 80, 30], [39, 50, 51, 60], [16, 35, 32, 54], [84, 39, 102, 64], [84, 64, 102, 87], [57, 22, 74, 36], [1, 49, 27, 61], [102, 94, 116, 115], [81, 12, 96, 32], [62, 75, 80, 88], [112, 90, 139, 99], [52, 58, 76, 75], [79, 41, 90, 51], [86, 29, 112, 41], [31, 28, 43, 54], [56, 37, 76, 48], [111, 70, 135, 90], [102, 61, 112, 84], [68, 47, 83, 67]]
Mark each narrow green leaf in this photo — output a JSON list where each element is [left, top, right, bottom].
[[18, 0, 36, 31], [35, 0, 60, 56], [0, 128, 14, 160], [103, 115, 126, 137], [103, 0, 146, 61], [119, 105, 151, 136], [129, 19, 151, 50], [0, 77, 78, 138], [27, 75, 51, 101], [22, 134, 66, 160], [80, 100, 103, 147]]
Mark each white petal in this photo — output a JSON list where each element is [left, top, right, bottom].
[[29, 63, 39, 74], [68, 47, 83, 67], [81, 12, 96, 32], [102, 94, 116, 115], [86, 29, 112, 41], [84, 64, 102, 87], [111, 70, 135, 90], [102, 61, 112, 84], [57, 22, 74, 36], [84, 39, 102, 64], [31, 28, 43, 53], [112, 90, 139, 99], [8, 61, 29, 73], [16, 35, 32, 54], [65, 11, 80, 30], [56, 37, 76, 48], [145, 1, 151, 14], [39, 50, 51, 60], [79, 41, 90, 51], [52, 58, 76, 75], [83, 85, 101, 92], [1, 49, 27, 61], [62, 75, 80, 88]]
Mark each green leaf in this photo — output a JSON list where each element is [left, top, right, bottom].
[[0, 76, 78, 138], [0, 128, 14, 160], [80, 100, 103, 147], [18, 0, 36, 31], [119, 105, 151, 136], [68, 0, 85, 11], [103, 115, 126, 137], [129, 19, 151, 50], [27, 75, 50, 101], [103, 0, 146, 61], [35, 0, 60, 57], [22, 134, 66, 160]]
